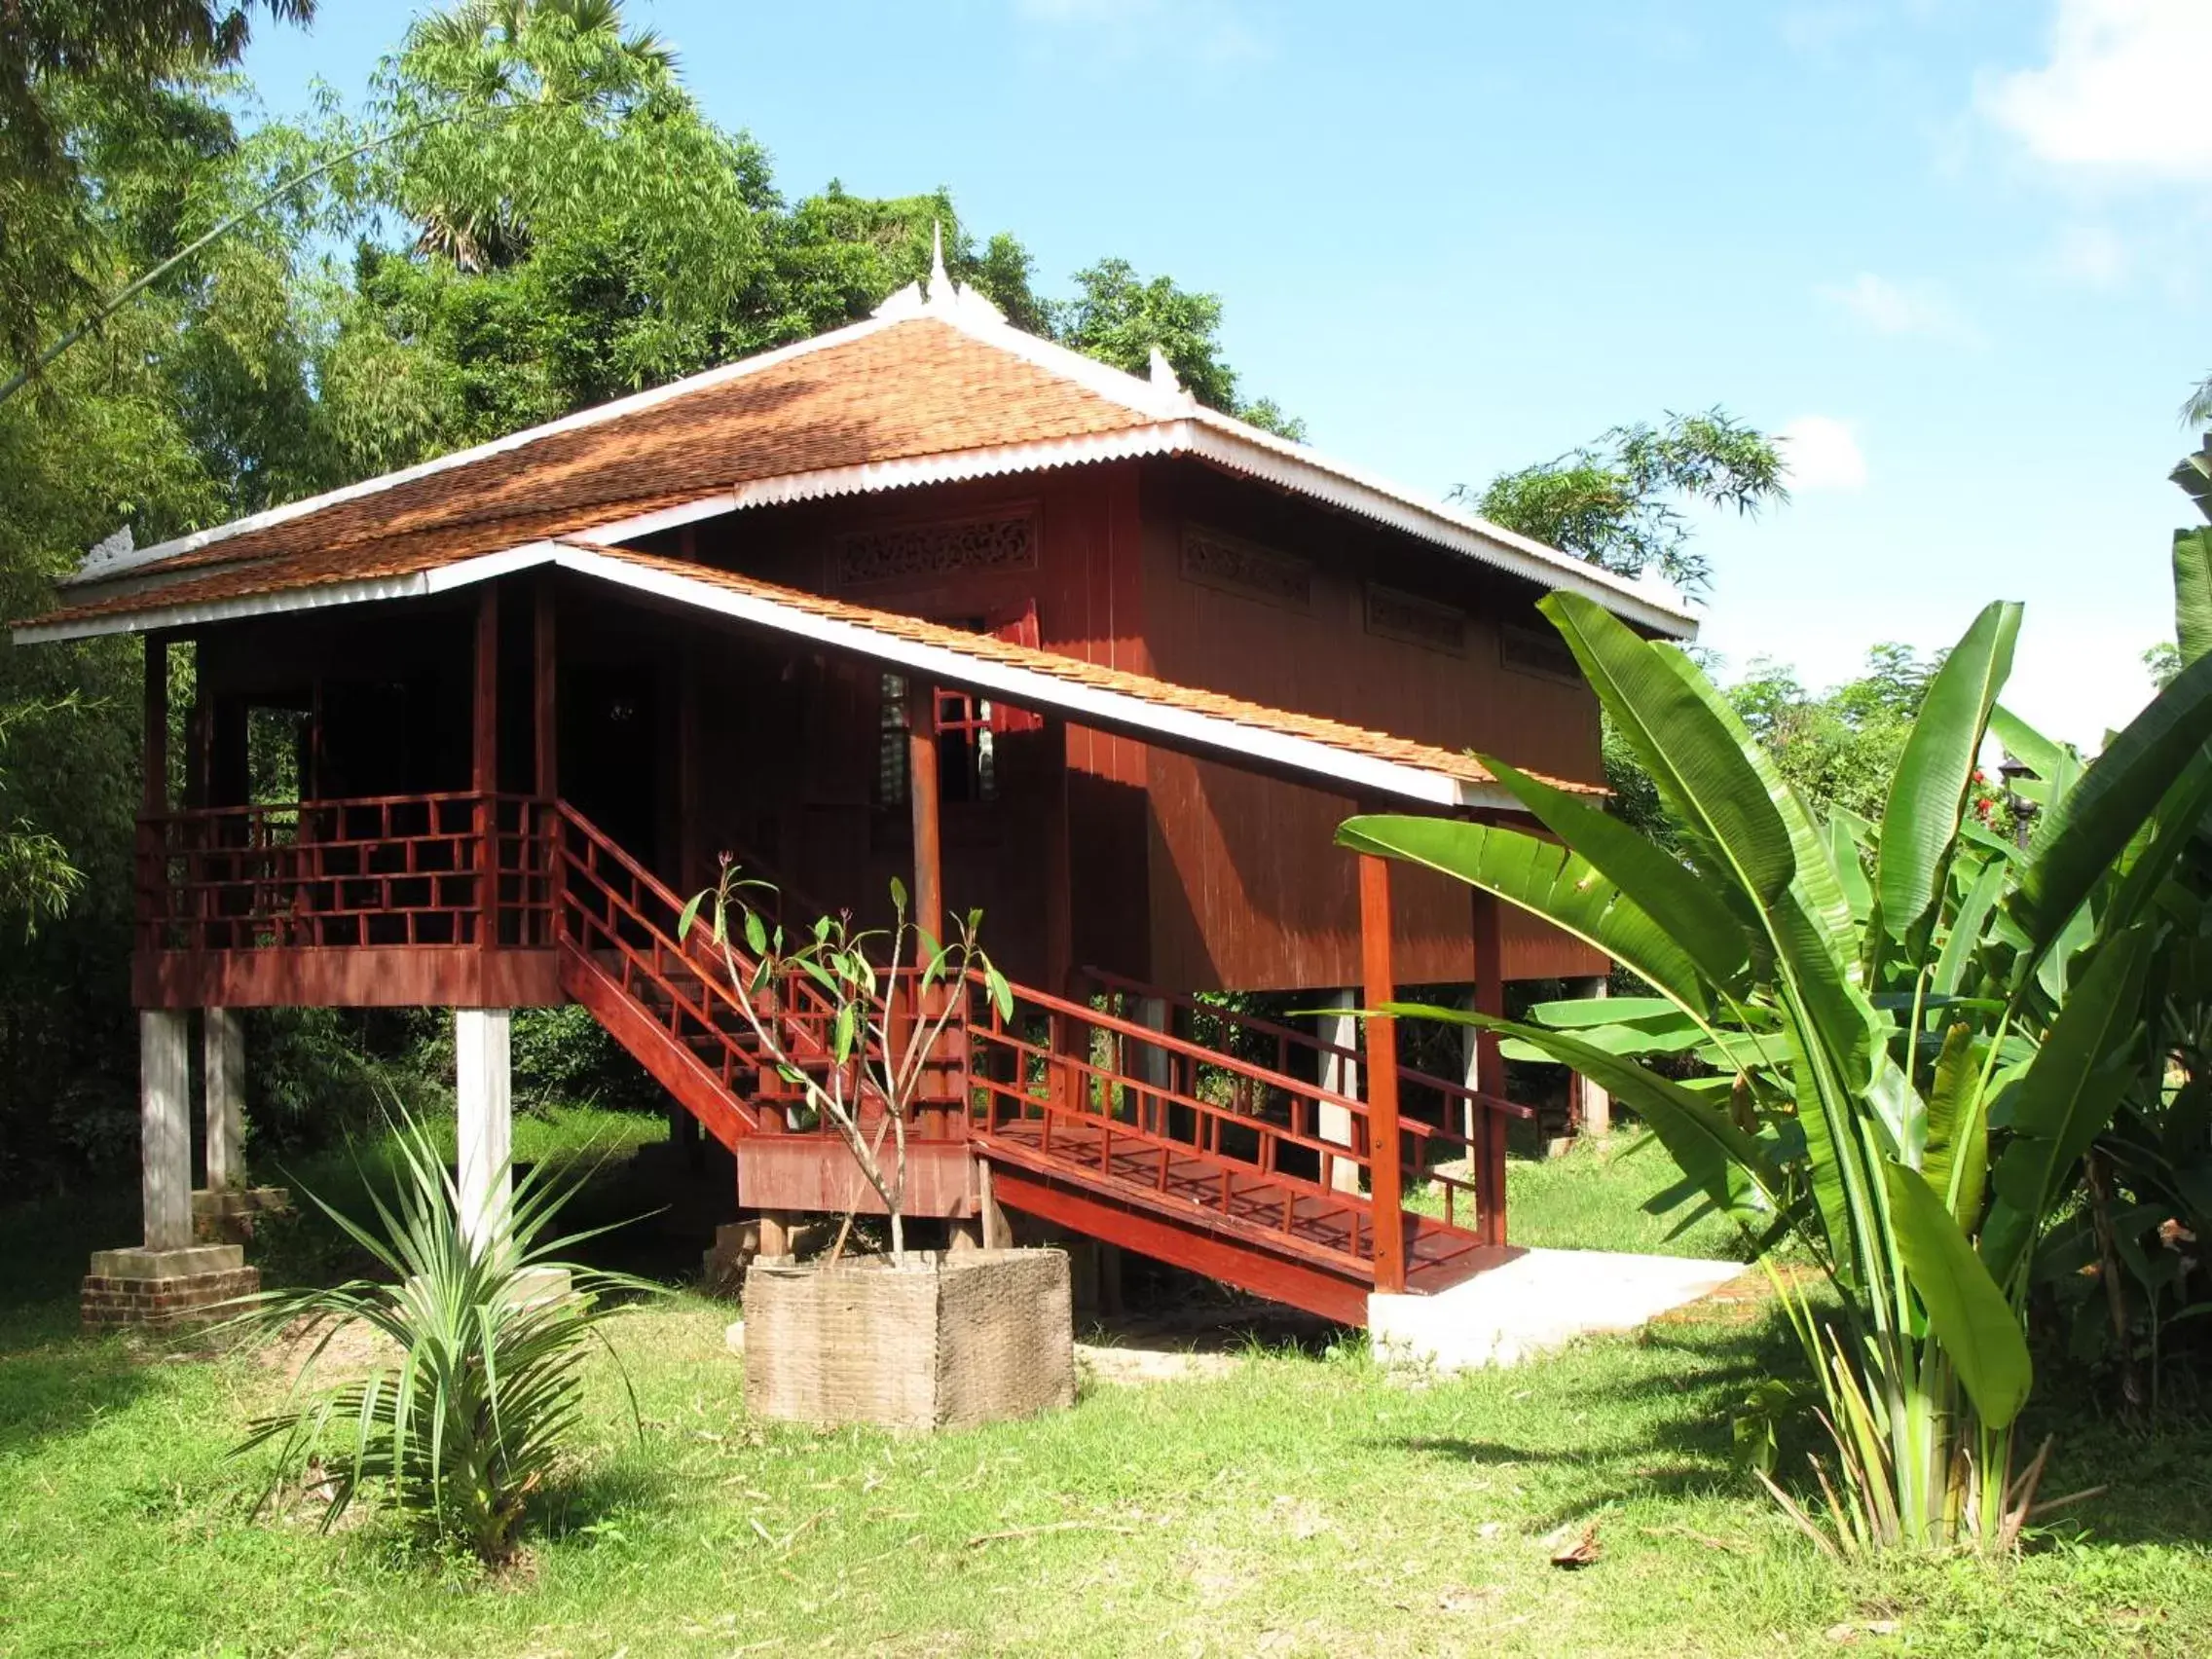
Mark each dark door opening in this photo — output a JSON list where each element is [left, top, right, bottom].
[[561, 665, 662, 865]]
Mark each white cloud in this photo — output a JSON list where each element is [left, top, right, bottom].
[[1978, 0, 2212, 180], [1817, 273, 1978, 343], [1778, 417, 1868, 492]]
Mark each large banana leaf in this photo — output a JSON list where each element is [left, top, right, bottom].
[[1982, 923, 2156, 1283], [1334, 815, 1714, 1018], [2009, 650, 2212, 976], [1932, 854, 2007, 999], [1875, 601, 2020, 949], [1539, 592, 1797, 912], [1389, 1002, 1789, 1236], [1921, 1021, 1987, 1223], [2175, 527, 2212, 666], [1654, 642, 1861, 975], [1987, 705, 2072, 793], [1477, 756, 1753, 995], [1646, 637, 1885, 1098], [1528, 995, 1679, 1027], [1884, 1161, 2033, 1430]]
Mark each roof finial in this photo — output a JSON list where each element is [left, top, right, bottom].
[[925, 219, 951, 305], [1148, 345, 1182, 393]]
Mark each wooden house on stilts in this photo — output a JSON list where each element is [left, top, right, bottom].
[[14, 240, 1696, 1329]]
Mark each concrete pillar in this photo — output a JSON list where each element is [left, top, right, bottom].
[[1317, 988, 1362, 1193], [141, 1011, 193, 1251], [1575, 976, 1612, 1137], [203, 1008, 244, 1193], [456, 1008, 513, 1249], [1460, 1011, 1482, 1148], [1131, 995, 1171, 1091]]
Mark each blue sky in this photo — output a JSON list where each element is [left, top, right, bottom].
[[241, 1, 2212, 748]]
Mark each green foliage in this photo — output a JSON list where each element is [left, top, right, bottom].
[[232, 1107, 657, 1562], [1044, 257, 1304, 437], [1723, 643, 1969, 825], [508, 1004, 655, 1111], [1340, 587, 2212, 1552], [682, 869, 1005, 1264], [1463, 408, 1786, 597], [0, 0, 313, 372]]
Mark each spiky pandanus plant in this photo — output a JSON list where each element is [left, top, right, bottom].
[[232, 1112, 657, 1563], [1340, 590, 2212, 1553]]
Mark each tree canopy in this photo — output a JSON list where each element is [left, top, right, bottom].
[[1463, 408, 1787, 599]]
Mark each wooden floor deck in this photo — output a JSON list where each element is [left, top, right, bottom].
[[981, 1117, 1518, 1296]]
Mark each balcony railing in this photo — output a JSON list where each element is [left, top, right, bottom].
[[136, 792, 555, 954]]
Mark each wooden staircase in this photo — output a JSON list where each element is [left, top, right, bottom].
[[548, 801, 1524, 1325]]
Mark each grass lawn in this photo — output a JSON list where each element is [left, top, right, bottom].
[[1, 1117, 2208, 1657]]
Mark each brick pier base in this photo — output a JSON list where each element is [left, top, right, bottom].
[[82, 1244, 260, 1331]]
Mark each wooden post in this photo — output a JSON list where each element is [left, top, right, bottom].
[[1471, 889, 1509, 1246], [139, 633, 169, 955], [142, 632, 168, 819], [676, 627, 701, 893], [1358, 852, 1406, 1295], [533, 581, 557, 947], [474, 584, 499, 949], [534, 581, 557, 800], [1042, 717, 1073, 997], [907, 682, 943, 949]]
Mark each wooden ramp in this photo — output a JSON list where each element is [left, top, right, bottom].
[[549, 800, 1523, 1326]]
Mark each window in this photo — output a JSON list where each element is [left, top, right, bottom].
[[876, 675, 998, 808], [873, 603, 1041, 816]]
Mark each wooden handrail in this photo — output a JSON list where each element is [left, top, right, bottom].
[[1078, 965, 1533, 1123]]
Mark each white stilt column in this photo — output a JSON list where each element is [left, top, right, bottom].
[[141, 1011, 193, 1251], [1317, 988, 1363, 1193], [1460, 1011, 1482, 1148], [1132, 995, 1172, 1091], [456, 1009, 514, 1249], [1574, 976, 1612, 1138], [203, 1008, 244, 1193]]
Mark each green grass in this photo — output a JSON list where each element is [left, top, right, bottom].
[[1502, 1135, 1756, 1260], [1, 1121, 2208, 1656]]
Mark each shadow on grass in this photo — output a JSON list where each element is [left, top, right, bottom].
[[533, 1446, 682, 1546], [1374, 1308, 1809, 1529], [0, 1332, 157, 1459]]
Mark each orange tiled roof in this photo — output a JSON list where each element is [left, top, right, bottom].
[[20, 286, 1699, 640], [97, 317, 1149, 583]]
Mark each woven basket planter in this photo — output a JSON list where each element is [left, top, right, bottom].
[[742, 1247, 1074, 1430]]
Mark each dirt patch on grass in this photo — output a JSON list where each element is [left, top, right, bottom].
[[252, 1313, 401, 1382], [1075, 1342, 1242, 1385], [1651, 1262, 1822, 1327]]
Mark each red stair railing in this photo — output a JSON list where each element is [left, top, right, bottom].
[[966, 973, 1418, 1269], [1075, 967, 1530, 1243]]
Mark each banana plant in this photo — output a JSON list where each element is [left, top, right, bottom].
[[1339, 589, 2212, 1552]]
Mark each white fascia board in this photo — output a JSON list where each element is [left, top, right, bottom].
[[10, 534, 1511, 809], [552, 546, 1511, 811], [56, 315, 904, 588], [11, 543, 565, 645]]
